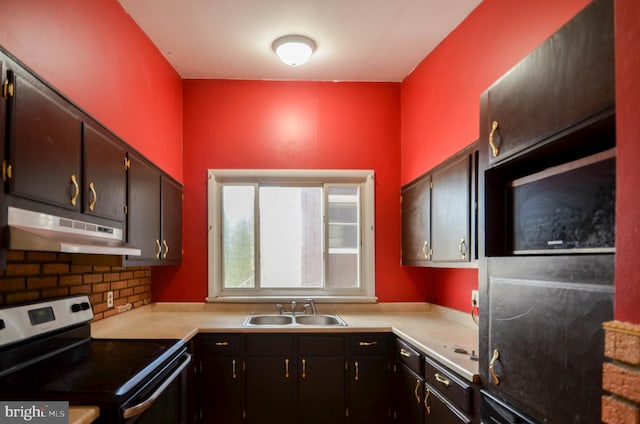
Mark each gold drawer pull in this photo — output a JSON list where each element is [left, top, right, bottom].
[[358, 341, 378, 347], [424, 388, 432, 415], [354, 361, 359, 381], [70, 174, 80, 206], [88, 182, 97, 211], [489, 349, 500, 385], [162, 240, 169, 259], [489, 120, 500, 157], [414, 379, 421, 404], [459, 237, 467, 259], [434, 372, 450, 386], [232, 359, 237, 379], [215, 341, 229, 346], [400, 348, 412, 358]]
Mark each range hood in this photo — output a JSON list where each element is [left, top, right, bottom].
[[6, 206, 141, 256]]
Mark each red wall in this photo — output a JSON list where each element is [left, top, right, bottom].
[[0, 0, 183, 182], [399, 0, 591, 312], [614, 0, 640, 324], [151, 80, 431, 302]]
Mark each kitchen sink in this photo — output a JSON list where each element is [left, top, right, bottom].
[[242, 314, 347, 327], [294, 314, 347, 326]]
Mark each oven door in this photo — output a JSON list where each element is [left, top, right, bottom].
[[120, 351, 192, 424], [481, 390, 537, 424]]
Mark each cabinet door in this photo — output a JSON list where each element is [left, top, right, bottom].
[[127, 153, 161, 262], [83, 123, 126, 222], [298, 356, 346, 424], [401, 175, 431, 265], [7, 69, 82, 210], [393, 362, 424, 424], [200, 357, 244, 424], [161, 176, 182, 263], [485, 0, 614, 166], [430, 155, 470, 262], [424, 384, 471, 424], [245, 356, 296, 423], [350, 356, 390, 424]]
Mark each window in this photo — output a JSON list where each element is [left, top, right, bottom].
[[207, 170, 375, 301]]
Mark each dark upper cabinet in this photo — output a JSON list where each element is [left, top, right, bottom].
[[127, 153, 182, 265], [430, 154, 471, 263], [161, 176, 183, 263], [82, 123, 127, 222], [401, 174, 431, 265], [483, 0, 614, 167], [6, 68, 82, 210], [401, 144, 478, 268]]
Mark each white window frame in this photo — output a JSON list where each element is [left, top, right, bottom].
[[207, 169, 376, 302]]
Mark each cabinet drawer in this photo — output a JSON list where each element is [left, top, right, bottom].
[[198, 334, 242, 354], [350, 333, 389, 356], [424, 357, 471, 414], [395, 338, 422, 374], [425, 383, 471, 424], [246, 334, 294, 355], [298, 335, 345, 355]]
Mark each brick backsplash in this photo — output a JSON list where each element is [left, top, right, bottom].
[[603, 321, 640, 424], [0, 250, 151, 321]]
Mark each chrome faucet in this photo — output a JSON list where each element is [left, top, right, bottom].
[[275, 303, 284, 315], [303, 298, 317, 315], [290, 300, 297, 316]]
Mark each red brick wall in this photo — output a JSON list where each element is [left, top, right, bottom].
[[0, 251, 151, 321], [602, 321, 640, 424]]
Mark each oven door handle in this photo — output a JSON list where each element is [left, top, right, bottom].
[[122, 353, 192, 420]]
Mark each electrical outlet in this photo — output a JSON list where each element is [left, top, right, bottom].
[[107, 291, 114, 308], [471, 290, 479, 308]]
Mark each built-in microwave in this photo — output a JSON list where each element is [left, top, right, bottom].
[[509, 147, 615, 254]]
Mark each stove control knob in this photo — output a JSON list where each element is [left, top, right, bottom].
[[81, 302, 91, 311], [71, 303, 82, 313]]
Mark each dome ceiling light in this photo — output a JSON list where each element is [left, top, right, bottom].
[[272, 35, 316, 67]]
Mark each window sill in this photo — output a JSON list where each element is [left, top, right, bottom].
[[206, 296, 378, 304]]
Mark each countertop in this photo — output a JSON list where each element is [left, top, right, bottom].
[[91, 302, 480, 383]]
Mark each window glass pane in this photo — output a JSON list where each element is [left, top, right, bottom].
[[222, 185, 255, 288], [259, 186, 323, 288], [327, 186, 360, 289]]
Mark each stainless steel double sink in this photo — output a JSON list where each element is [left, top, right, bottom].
[[243, 313, 348, 327]]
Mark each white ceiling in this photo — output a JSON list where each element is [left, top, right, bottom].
[[118, 0, 482, 82]]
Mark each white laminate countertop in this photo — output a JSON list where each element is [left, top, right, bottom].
[[91, 302, 480, 382]]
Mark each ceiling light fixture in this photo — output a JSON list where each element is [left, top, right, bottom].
[[272, 35, 316, 67]]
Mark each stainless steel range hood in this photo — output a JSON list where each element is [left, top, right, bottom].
[[6, 206, 141, 256]]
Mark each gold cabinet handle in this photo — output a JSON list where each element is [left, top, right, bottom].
[[354, 361, 359, 381], [88, 182, 97, 212], [232, 359, 237, 379], [400, 348, 412, 358], [284, 359, 290, 378], [434, 372, 450, 387], [301, 358, 307, 379], [2, 160, 12, 182], [424, 388, 432, 415], [422, 240, 429, 259], [70, 174, 80, 206], [162, 240, 169, 259], [459, 237, 467, 259], [489, 120, 500, 157], [358, 341, 378, 347], [215, 341, 229, 346], [489, 349, 500, 385], [414, 379, 421, 404], [155, 239, 162, 259]]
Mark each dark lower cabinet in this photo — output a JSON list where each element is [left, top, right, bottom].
[[393, 361, 424, 424], [245, 355, 297, 423], [424, 384, 470, 424], [349, 334, 391, 424], [195, 333, 393, 424]]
